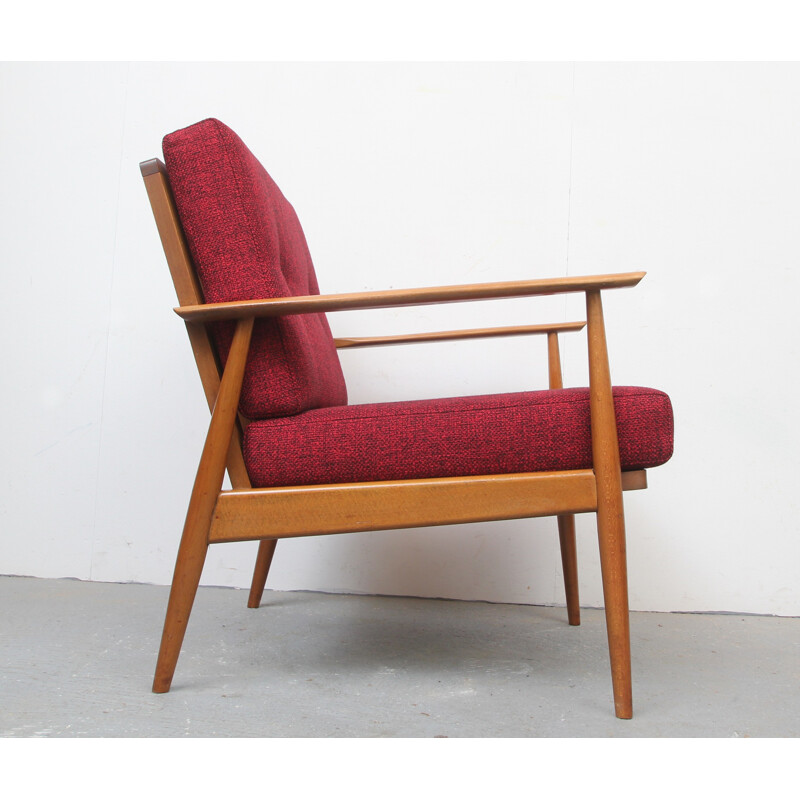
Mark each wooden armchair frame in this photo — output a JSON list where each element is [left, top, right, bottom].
[[142, 158, 650, 719]]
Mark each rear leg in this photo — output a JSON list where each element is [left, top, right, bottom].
[[248, 539, 277, 608], [557, 514, 580, 625]]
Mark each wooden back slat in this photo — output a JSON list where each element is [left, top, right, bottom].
[[140, 158, 252, 490]]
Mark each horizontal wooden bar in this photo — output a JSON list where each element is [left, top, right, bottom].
[[207, 470, 603, 543], [209, 469, 647, 543], [207, 469, 646, 543], [175, 272, 646, 323], [334, 321, 586, 349], [621, 470, 647, 491]]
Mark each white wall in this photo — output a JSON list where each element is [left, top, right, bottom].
[[2, 62, 798, 616]]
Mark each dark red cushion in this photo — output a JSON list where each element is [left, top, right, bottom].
[[243, 386, 673, 487], [162, 118, 347, 419]]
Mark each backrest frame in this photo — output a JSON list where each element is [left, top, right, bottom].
[[140, 158, 252, 490]]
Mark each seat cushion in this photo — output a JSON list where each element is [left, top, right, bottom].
[[162, 118, 347, 419], [243, 386, 673, 487]]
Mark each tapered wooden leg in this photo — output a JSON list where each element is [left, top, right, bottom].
[[152, 530, 209, 693], [587, 290, 632, 719], [247, 539, 277, 608], [152, 317, 254, 693], [547, 331, 581, 626], [595, 503, 632, 719], [557, 514, 580, 626]]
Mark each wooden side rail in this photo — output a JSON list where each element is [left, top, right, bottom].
[[173, 272, 646, 322], [334, 321, 586, 349], [207, 469, 647, 543]]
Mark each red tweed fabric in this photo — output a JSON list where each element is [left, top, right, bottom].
[[243, 386, 674, 487], [162, 119, 347, 419]]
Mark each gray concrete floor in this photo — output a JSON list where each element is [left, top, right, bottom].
[[1, 575, 797, 737]]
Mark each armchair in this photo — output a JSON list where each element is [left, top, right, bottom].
[[140, 119, 673, 719]]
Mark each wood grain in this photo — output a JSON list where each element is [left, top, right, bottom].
[[208, 470, 647, 544], [152, 317, 254, 693], [174, 272, 647, 322], [587, 290, 632, 719], [547, 330, 581, 625], [334, 321, 586, 349], [140, 160, 252, 490], [247, 539, 277, 609], [208, 471, 599, 543], [142, 155, 651, 716]]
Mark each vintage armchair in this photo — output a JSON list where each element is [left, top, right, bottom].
[[140, 118, 673, 719]]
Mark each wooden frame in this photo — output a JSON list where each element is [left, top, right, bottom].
[[141, 157, 649, 719]]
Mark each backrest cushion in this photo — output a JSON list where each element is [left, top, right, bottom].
[[162, 118, 347, 419]]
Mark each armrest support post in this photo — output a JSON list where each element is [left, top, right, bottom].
[[547, 332, 564, 390]]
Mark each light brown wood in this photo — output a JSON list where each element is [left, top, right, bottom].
[[173, 272, 647, 322], [557, 515, 580, 626], [141, 160, 276, 610], [209, 469, 646, 542], [141, 160, 204, 304], [547, 331, 581, 625], [247, 539, 277, 608], [208, 471, 600, 543], [152, 316, 254, 693], [141, 160, 252, 491], [621, 470, 647, 491], [140, 158, 164, 178], [334, 321, 586, 349], [141, 153, 653, 717], [586, 290, 632, 719], [547, 332, 564, 391]]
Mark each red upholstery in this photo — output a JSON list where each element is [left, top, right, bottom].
[[162, 119, 674, 492], [244, 386, 673, 487], [163, 119, 347, 419]]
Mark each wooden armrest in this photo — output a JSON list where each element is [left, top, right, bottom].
[[334, 321, 586, 349], [174, 272, 646, 322]]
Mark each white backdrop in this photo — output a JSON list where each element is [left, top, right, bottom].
[[2, 62, 798, 616]]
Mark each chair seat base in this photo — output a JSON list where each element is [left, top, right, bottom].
[[208, 468, 647, 543]]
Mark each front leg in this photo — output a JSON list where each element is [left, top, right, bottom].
[[153, 317, 254, 692]]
